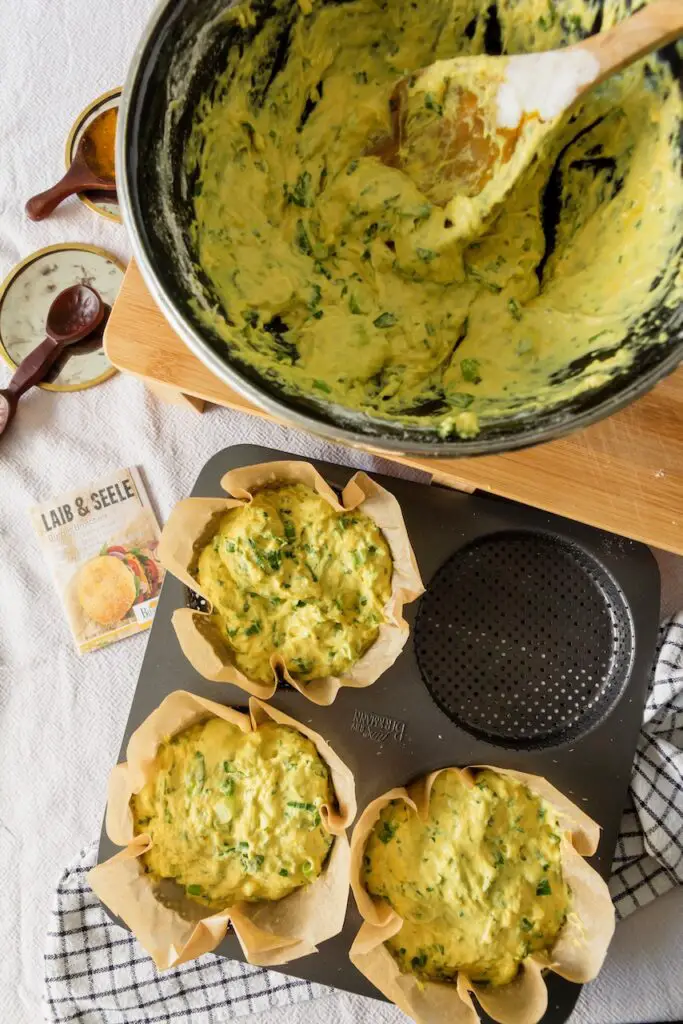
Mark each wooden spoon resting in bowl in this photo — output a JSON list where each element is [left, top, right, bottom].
[[372, 0, 683, 236]]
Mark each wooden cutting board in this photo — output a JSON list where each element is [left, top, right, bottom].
[[105, 261, 683, 554]]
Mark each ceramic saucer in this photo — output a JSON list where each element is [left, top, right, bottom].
[[0, 243, 125, 391]]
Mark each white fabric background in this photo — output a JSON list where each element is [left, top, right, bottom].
[[1, 2, 682, 1022]]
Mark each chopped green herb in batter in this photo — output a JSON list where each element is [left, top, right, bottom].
[[196, 483, 392, 683]]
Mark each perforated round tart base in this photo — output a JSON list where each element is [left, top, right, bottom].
[[414, 532, 634, 750]]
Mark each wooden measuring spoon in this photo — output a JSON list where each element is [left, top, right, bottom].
[[0, 284, 104, 437], [25, 108, 117, 221], [373, 0, 683, 230]]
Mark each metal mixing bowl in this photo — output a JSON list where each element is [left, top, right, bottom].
[[117, 0, 683, 457]]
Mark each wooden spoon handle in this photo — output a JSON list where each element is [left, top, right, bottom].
[[6, 337, 63, 397], [580, 0, 683, 80], [25, 163, 108, 221]]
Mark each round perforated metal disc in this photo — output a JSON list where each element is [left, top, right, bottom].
[[414, 531, 634, 749]]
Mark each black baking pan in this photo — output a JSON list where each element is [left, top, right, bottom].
[[98, 444, 661, 1023]]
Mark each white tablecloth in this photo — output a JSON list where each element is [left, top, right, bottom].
[[1, 3, 682, 1023]]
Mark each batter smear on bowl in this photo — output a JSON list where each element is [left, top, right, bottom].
[[185, 0, 682, 438]]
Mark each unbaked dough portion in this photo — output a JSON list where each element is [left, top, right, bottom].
[[363, 769, 570, 985], [132, 718, 334, 907], [196, 483, 393, 683]]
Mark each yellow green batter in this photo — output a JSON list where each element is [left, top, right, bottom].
[[363, 769, 570, 986], [132, 718, 334, 907], [186, 0, 682, 438], [196, 483, 393, 683]]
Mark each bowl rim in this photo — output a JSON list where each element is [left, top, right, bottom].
[[116, 0, 683, 459]]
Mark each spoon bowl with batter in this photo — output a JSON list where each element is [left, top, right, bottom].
[[377, 0, 683, 239]]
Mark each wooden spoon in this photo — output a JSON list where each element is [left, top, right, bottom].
[[25, 110, 117, 221], [373, 0, 683, 232], [0, 284, 104, 437]]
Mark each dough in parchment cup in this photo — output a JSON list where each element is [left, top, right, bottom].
[[88, 690, 357, 970], [349, 764, 616, 1024], [157, 460, 424, 705]]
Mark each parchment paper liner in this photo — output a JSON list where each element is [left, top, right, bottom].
[[157, 460, 424, 705], [349, 766, 616, 1024], [88, 690, 356, 970]]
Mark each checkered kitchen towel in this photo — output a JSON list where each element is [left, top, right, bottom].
[[609, 613, 683, 916], [43, 615, 683, 1024], [43, 854, 330, 1024]]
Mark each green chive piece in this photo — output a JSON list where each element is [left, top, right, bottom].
[[373, 312, 398, 329]]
